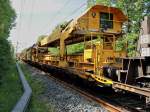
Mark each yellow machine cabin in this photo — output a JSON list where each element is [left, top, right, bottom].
[[39, 5, 127, 47], [76, 5, 127, 34], [38, 5, 127, 86]]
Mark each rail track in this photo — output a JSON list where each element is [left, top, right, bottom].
[[27, 62, 149, 112], [48, 74, 149, 112], [47, 74, 124, 112]]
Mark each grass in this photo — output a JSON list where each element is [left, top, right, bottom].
[[0, 63, 23, 112], [20, 63, 55, 112]]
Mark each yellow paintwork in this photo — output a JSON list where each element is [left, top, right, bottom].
[[22, 4, 128, 87], [91, 74, 113, 85], [40, 36, 49, 46], [84, 49, 93, 62], [39, 5, 127, 65], [78, 6, 126, 33]]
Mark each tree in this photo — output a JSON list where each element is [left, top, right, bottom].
[[0, 0, 16, 76], [87, 0, 117, 7], [87, 0, 149, 56], [0, 0, 16, 39], [87, 0, 149, 33], [116, 0, 149, 56]]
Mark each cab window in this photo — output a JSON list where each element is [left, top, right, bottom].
[[100, 12, 113, 29]]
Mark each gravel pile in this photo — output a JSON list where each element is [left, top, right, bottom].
[[26, 64, 108, 112]]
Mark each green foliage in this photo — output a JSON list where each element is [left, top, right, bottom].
[[126, 33, 138, 57], [0, 0, 16, 39], [20, 63, 55, 112], [87, 0, 149, 56], [0, 0, 16, 74], [87, 0, 115, 8], [0, 38, 14, 75], [48, 43, 84, 55], [48, 47, 59, 55], [115, 33, 138, 56], [115, 0, 148, 56], [0, 1, 18, 111], [87, 0, 96, 8], [47, 42, 85, 55], [95, 0, 111, 6], [115, 38, 126, 51], [47, 21, 85, 55], [0, 64, 22, 112], [116, 0, 148, 33], [66, 39, 103, 55], [67, 43, 84, 55]]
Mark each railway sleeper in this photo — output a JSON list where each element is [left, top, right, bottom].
[[25, 61, 150, 109]]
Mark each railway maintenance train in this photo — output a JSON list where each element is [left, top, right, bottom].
[[20, 5, 150, 105]]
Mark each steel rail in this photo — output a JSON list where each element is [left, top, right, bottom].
[[47, 74, 125, 112], [26, 61, 147, 111], [26, 61, 144, 111], [11, 63, 32, 112], [113, 82, 150, 97], [113, 81, 150, 105]]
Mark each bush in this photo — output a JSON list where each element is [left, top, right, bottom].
[[0, 38, 14, 75]]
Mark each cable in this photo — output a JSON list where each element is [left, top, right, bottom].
[[16, 0, 26, 53], [43, 2, 87, 35], [62, 2, 87, 21], [37, 0, 71, 35], [27, 0, 35, 38], [17, 0, 25, 38]]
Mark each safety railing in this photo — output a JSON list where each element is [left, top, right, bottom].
[[11, 63, 32, 112]]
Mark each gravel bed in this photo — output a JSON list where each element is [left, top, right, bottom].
[[26, 64, 108, 112]]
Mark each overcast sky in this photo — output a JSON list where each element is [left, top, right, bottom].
[[9, 0, 87, 52]]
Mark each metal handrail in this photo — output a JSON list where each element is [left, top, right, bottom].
[[11, 63, 32, 112]]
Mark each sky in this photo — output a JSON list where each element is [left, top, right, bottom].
[[9, 0, 87, 52]]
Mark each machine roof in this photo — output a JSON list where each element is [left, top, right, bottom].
[[40, 5, 127, 47]]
